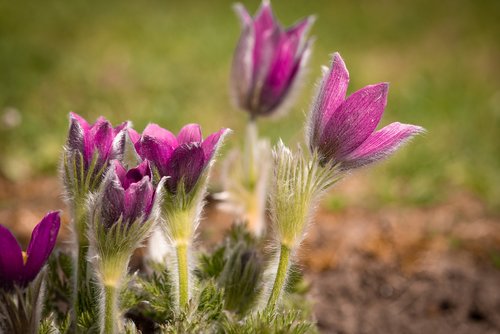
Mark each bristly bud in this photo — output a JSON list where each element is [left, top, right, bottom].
[[61, 112, 128, 246], [307, 52, 425, 170], [231, 1, 315, 119], [88, 160, 164, 333], [269, 141, 340, 249]]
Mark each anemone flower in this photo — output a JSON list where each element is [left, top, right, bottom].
[[308, 52, 424, 170], [231, 0, 314, 118], [0, 212, 60, 289]]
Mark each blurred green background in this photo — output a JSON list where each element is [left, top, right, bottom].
[[0, 0, 499, 211]]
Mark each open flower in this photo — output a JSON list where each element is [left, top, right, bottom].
[[129, 123, 229, 195], [0, 212, 60, 289], [231, 0, 314, 118], [66, 112, 127, 170], [100, 160, 155, 228], [308, 53, 424, 169]]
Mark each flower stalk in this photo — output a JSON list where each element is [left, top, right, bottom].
[[265, 243, 290, 313]]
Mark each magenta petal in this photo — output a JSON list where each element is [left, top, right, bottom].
[[253, 0, 276, 37], [101, 176, 125, 229], [123, 160, 151, 189], [165, 144, 206, 194], [234, 3, 252, 26], [114, 160, 128, 187], [127, 128, 141, 145], [320, 82, 388, 161], [342, 122, 425, 169], [89, 118, 114, 163], [124, 177, 154, 223], [138, 136, 173, 176], [177, 124, 203, 144], [0, 225, 24, 287], [69, 112, 90, 131], [143, 123, 178, 148], [24, 212, 61, 284], [67, 113, 86, 154], [202, 128, 228, 160], [286, 16, 314, 40], [316, 53, 350, 131]]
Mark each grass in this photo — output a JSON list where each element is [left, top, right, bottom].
[[0, 0, 499, 211]]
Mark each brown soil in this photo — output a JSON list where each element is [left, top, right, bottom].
[[1, 176, 500, 334]]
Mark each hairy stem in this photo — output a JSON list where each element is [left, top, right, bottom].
[[176, 243, 189, 308], [102, 284, 118, 334], [266, 244, 291, 313]]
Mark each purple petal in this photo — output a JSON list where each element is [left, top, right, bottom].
[[113, 160, 128, 188], [311, 53, 350, 148], [138, 136, 173, 177], [231, 21, 255, 112], [142, 123, 178, 148], [24, 212, 61, 284], [123, 160, 151, 189], [124, 177, 154, 223], [342, 122, 425, 169], [165, 144, 206, 194], [286, 16, 314, 41], [101, 175, 125, 228], [233, 3, 252, 27], [319, 82, 388, 161], [67, 113, 86, 154], [127, 128, 141, 146], [88, 118, 114, 163], [69, 112, 90, 131], [202, 128, 229, 160], [0, 225, 23, 288], [177, 124, 203, 144]]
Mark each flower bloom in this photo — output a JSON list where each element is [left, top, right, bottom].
[[66, 112, 127, 170], [0, 212, 61, 289], [308, 53, 425, 170], [231, 0, 314, 118], [100, 160, 155, 228], [129, 124, 229, 194]]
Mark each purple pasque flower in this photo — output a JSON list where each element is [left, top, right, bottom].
[[0, 212, 60, 289], [231, 0, 314, 118], [100, 160, 155, 228], [66, 112, 127, 170], [128, 123, 229, 194], [308, 53, 424, 170]]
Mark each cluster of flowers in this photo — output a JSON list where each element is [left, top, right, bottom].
[[0, 1, 423, 333]]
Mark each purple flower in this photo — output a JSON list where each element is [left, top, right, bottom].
[[100, 160, 155, 228], [0, 212, 60, 289], [308, 53, 424, 169], [66, 112, 127, 170], [129, 124, 229, 194], [231, 1, 314, 118]]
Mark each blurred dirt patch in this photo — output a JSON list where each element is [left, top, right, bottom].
[[1, 176, 500, 333]]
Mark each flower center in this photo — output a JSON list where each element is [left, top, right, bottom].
[[22, 251, 28, 265]]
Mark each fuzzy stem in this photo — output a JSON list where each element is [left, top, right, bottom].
[[266, 244, 291, 313], [102, 284, 118, 334], [244, 119, 258, 190], [176, 243, 189, 308]]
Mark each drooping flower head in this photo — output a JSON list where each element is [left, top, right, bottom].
[[231, 0, 314, 118], [66, 112, 128, 170], [100, 160, 155, 228], [0, 212, 60, 289], [129, 123, 230, 196], [308, 53, 425, 170]]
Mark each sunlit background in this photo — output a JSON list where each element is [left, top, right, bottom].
[[1, 0, 499, 331]]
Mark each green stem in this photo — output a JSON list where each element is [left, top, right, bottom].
[[103, 285, 118, 334], [266, 244, 291, 313], [176, 243, 189, 308]]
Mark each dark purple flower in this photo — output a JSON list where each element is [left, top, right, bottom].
[[308, 53, 425, 169], [129, 124, 229, 194], [0, 212, 60, 289], [66, 112, 127, 169], [100, 160, 155, 228], [231, 1, 314, 118]]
